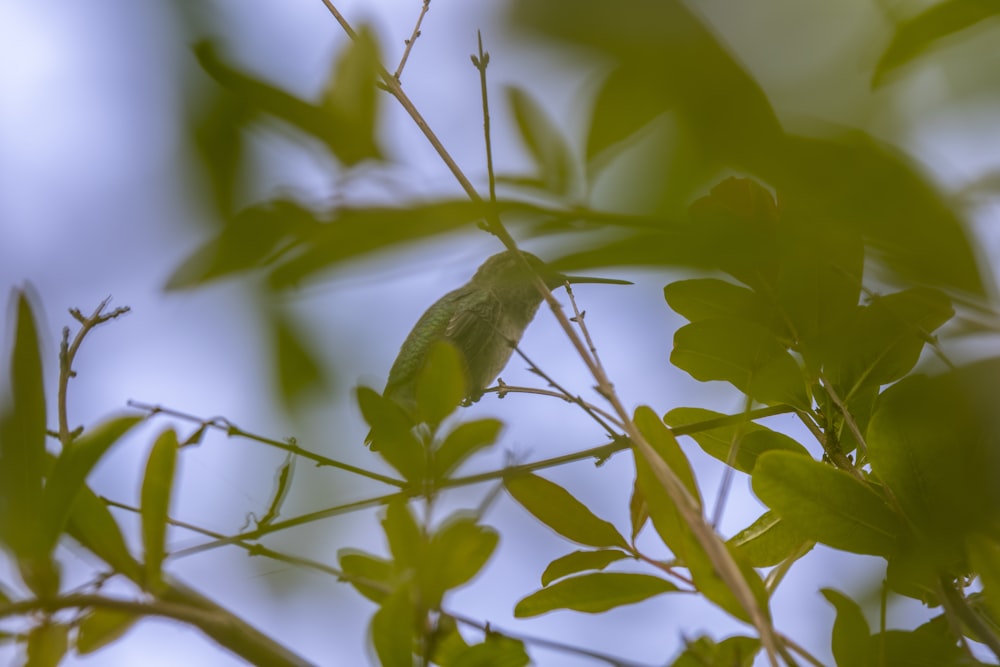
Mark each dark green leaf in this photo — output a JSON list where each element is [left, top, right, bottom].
[[821, 589, 871, 667], [382, 500, 424, 571], [141, 429, 179, 591], [505, 473, 627, 549], [671, 635, 760, 667], [585, 64, 668, 164], [425, 514, 498, 601], [371, 586, 413, 667], [338, 548, 394, 603], [272, 311, 327, 410], [874, 616, 968, 666], [41, 415, 142, 554], [671, 318, 809, 409], [507, 86, 577, 196], [433, 418, 503, 480], [76, 609, 138, 655], [968, 533, 1000, 623], [415, 341, 466, 427], [541, 549, 629, 586], [752, 451, 899, 557], [665, 407, 808, 474], [873, 0, 1000, 86], [728, 511, 812, 568], [664, 278, 778, 331], [26, 622, 68, 667], [514, 572, 677, 617]]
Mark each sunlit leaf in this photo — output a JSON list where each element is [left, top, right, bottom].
[[514, 572, 677, 617], [505, 473, 627, 549], [433, 418, 503, 480], [141, 429, 179, 592], [382, 500, 424, 572], [371, 586, 413, 667], [26, 622, 68, 667], [541, 549, 629, 586], [338, 548, 394, 604], [415, 341, 466, 427], [728, 511, 812, 568], [821, 589, 871, 667], [425, 513, 498, 602], [752, 451, 899, 557], [76, 609, 138, 655]]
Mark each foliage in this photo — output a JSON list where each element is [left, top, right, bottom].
[[3, 1, 1000, 666]]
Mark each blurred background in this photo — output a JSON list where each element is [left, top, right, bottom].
[[2, 0, 999, 665]]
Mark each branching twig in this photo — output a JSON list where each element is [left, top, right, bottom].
[[393, 0, 430, 80], [484, 383, 624, 429], [472, 30, 496, 206], [818, 372, 868, 463]]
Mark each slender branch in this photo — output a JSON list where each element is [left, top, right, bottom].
[[128, 400, 405, 487], [472, 30, 496, 205], [712, 395, 753, 527], [485, 383, 624, 429], [564, 284, 609, 381], [938, 576, 1000, 661], [819, 373, 868, 463], [394, 0, 430, 80], [795, 410, 864, 481]]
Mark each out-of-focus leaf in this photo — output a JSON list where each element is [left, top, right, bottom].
[[670, 635, 760, 667], [338, 548, 394, 603], [320, 26, 381, 165], [506, 86, 578, 196], [194, 40, 380, 165], [449, 635, 530, 667], [26, 622, 68, 667], [371, 586, 413, 667], [66, 484, 142, 582], [664, 279, 780, 333], [628, 478, 649, 541], [541, 549, 629, 586], [968, 533, 1000, 623], [585, 64, 668, 164], [272, 311, 327, 410], [728, 511, 812, 568], [505, 472, 627, 549], [141, 429, 179, 592], [514, 572, 677, 617], [873, 0, 1000, 87], [41, 415, 141, 554], [165, 200, 318, 290], [821, 589, 871, 667], [415, 341, 466, 427], [357, 386, 423, 481], [665, 407, 808, 474], [671, 318, 809, 409], [382, 500, 424, 572], [752, 451, 899, 557], [188, 91, 248, 220], [76, 609, 138, 655], [874, 616, 968, 666], [0, 290, 46, 565], [433, 418, 503, 480], [425, 513, 498, 602]]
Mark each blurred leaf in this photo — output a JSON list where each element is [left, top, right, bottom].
[[41, 415, 141, 554], [371, 586, 413, 667], [728, 511, 812, 568], [141, 429, 179, 592], [874, 616, 968, 666], [415, 341, 466, 427], [665, 407, 808, 474], [504, 472, 627, 549], [968, 533, 1000, 624], [188, 91, 248, 219], [506, 86, 578, 196], [26, 622, 68, 667], [671, 318, 810, 409], [382, 500, 424, 571], [540, 549, 629, 586], [873, 0, 1000, 87], [165, 199, 318, 290], [821, 589, 871, 667], [194, 40, 380, 165], [0, 289, 46, 567], [66, 483, 142, 582], [357, 386, 423, 480], [338, 548, 394, 604], [671, 635, 760, 667], [752, 451, 899, 557], [433, 418, 503, 480], [514, 572, 677, 617], [585, 64, 668, 164], [320, 25, 381, 165], [425, 513, 498, 602], [272, 311, 327, 410], [628, 478, 649, 541], [448, 635, 530, 667], [76, 609, 138, 655]]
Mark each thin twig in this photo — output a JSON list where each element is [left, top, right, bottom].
[[394, 0, 430, 80], [483, 383, 624, 429], [472, 30, 496, 205], [819, 372, 868, 463], [564, 284, 608, 381], [711, 395, 753, 527], [128, 400, 405, 487]]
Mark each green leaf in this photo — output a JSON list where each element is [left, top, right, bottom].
[[873, 0, 1000, 87], [665, 407, 808, 474], [382, 500, 424, 571], [273, 311, 327, 410], [506, 86, 578, 196], [319, 25, 381, 165], [41, 415, 142, 554], [338, 548, 394, 603], [141, 429, 179, 591], [585, 63, 668, 164], [504, 473, 627, 549], [76, 609, 138, 655], [415, 341, 467, 427], [670, 635, 760, 667], [371, 586, 413, 667], [26, 622, 68, 667], [0, 290, 47, 566], [728, 511, 812, 568], [433, 418, 503, 480], [664, 278, 778, 332], [874, 616, 968, 666], [821, 589, 871, 667], [752, 451, 899, 557], [968, 533, 1000, 624], [514, 572, 677, 617], [425, 514, 499, 602], [541, 549, 629, 586], [449, 634, 530, 667], [357, 386, 423, 481], [671, 318, 809, 409], [66, 483, 142, 582]]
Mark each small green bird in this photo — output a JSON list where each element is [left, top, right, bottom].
[[381, 250, 631, 414]]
